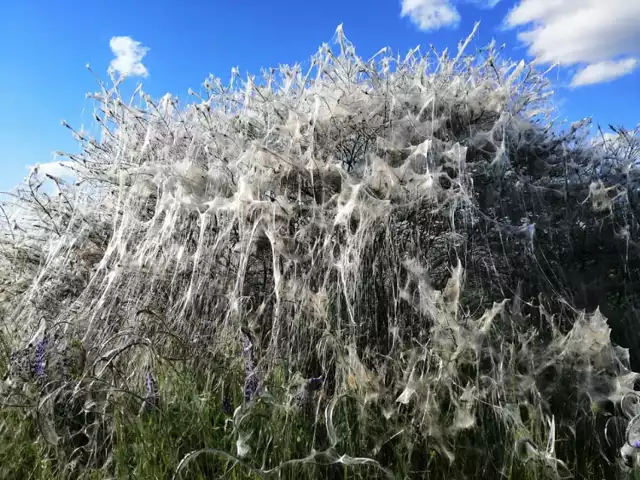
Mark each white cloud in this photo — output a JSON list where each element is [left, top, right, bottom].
[[506, 0, 640, 86], [108, 36, 149, 78], [571, 58, 639, 87], [401, 0, 500, 31], [473, 0, 501, 7], [401, 0, 460, 30]]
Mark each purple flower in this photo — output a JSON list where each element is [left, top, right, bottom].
[[632, 439, 640, 449], [33, 337, 48, 381], [306, 376, 323, 391], [141, 370, 160, 413], [7, 344, 33, 382], [244, 373, 259, 403]]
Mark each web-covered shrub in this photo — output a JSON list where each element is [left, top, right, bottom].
[[1, 25, 640, 479]]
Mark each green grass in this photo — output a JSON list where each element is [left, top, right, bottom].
[[1, 317, 637, 480], [0, 358, 606, 480]]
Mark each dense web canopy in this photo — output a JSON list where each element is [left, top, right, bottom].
[[1, 25, 640, 479]]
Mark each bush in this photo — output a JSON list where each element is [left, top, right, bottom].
[[1, 25, 639, 479]]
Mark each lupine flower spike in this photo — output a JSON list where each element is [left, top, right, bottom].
[[33, 336, 49, 382], [140, 369, 160, 413]]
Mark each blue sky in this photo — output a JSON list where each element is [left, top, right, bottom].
[[1, 0, 638, 192]]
